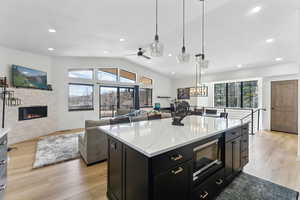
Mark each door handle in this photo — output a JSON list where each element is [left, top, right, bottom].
[[200, 191, 208, 199], [0, 184, 6, 192], [171, 167, 183, 175], [170, 154, 183, 161], [216, 178, 223, 185]]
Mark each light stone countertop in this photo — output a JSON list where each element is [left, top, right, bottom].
[[0, 128, 9, 139], [99, 116, 245, 157]]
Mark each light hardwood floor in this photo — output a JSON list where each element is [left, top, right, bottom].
[[4, 130, 300, 200]]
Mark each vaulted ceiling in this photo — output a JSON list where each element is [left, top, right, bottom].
[[0, 0, 299, 77]]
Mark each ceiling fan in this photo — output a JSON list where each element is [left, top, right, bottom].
[[125, 48, 151, 60]]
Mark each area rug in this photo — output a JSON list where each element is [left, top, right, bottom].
[[216, 173, 299, 200], [33, 132, 84, 168]]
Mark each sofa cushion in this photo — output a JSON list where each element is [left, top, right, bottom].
[[85, 119, 110, 128]]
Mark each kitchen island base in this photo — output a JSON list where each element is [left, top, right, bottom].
[[106, 122, 249, 200]]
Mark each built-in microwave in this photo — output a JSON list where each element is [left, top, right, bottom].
[[193, 136, 224, 184]]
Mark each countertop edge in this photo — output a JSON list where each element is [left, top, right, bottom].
[[0, 128, 9, 139], [99, 122, 248, 158]]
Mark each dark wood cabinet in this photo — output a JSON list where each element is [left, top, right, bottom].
[[153, 161, 192, 200], [108, 137, 123, 200]]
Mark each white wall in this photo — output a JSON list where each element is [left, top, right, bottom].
[[51, 56, 173, 131], [0, 46, 58, 144]]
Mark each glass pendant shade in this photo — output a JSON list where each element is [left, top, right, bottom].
[[196, 57, 209, 69], [150, 35, 164, 57], [177, 47, 190, 63]]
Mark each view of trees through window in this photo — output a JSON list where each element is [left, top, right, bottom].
[[139, 88, 152, 107], [68, 84, 94, 111], [214, 83, 226, 107], [243, 81, 258, 108], [214, 81, 258, 108], [99, 86, 135, 118]]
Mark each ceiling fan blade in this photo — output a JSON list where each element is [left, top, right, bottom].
[[124, 53, 137, 56], [142, 55, 151, 59]]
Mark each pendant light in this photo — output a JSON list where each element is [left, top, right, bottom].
[[177, 0, 190, 63], [195, 0, 209, 96], [150, 0, 164, 57]]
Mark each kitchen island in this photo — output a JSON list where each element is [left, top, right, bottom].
[[100, 116, 249, 200]]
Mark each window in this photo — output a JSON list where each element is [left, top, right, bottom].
[[140, 76, 153, 85], [68, 84, 94, 111], [242, 81, 258, 108], [68, 69, 93, 79], [228, 82, 241, 107], [214, 83, 226, 107], [139, 88, 152, 107], [214, 81, 258, 108], [97, 68, 118, 82], [119, 69, 136, 83]]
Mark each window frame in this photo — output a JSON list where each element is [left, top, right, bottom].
[[68, 83, 94, 112], [68, 68, 94, 80], [214, 81, 258, 109]]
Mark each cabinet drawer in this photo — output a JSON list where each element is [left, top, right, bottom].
[[192, 169, 225, 200], [153, 161, 191, 200], [0, 162, 7, 185], [241, 125, 249, 135], [241, 136, 249, 152], [225, 128, 241, 142], [152, 147, 192, 175], [0, 184, 6, 200]]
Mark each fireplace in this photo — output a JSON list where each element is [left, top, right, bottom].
[[19, 106, 48, 121]]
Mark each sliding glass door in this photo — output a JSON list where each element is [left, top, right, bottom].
[[119, 87, 134, 110], [99, 86, 135, 118], [99, 86, 118, 118]]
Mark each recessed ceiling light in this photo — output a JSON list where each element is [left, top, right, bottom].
[[266, 38, 274, 43], [250, 6, 262, 14], [275, 57, 283, 61], [171, 72, 175, 75], [237, 64, 242, 68], [103, 50, 109, 54], [48, 48, 55, 51], [168, 53, 172, 57], [147, 61, 152, 64], [48, 29, 56, 33], [119, 38, 125, 42]]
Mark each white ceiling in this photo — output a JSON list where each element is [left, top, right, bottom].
[[0, 0, 299, 77]]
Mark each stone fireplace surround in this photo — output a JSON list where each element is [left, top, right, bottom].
[[1, 88, 57, 145]]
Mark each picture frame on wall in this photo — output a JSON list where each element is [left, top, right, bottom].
[[177, 88, 190, 99]]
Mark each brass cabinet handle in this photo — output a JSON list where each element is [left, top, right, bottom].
[[171, 167, 183, 175], [216, 178, 223, 185], [0, 184, 6, 192], [170, 154, 183, 161], [0, 160, 6, 166], [200, 191, 208, 199]]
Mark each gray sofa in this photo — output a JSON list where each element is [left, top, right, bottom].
[[79, 112, 172, 165]]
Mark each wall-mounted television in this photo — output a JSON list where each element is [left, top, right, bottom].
[[12, 65, 48, 90]]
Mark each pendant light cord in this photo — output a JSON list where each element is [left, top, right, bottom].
[[155, 0, 158, 36], [201, 0, 205, 58], [183, 0, 185, 48]]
